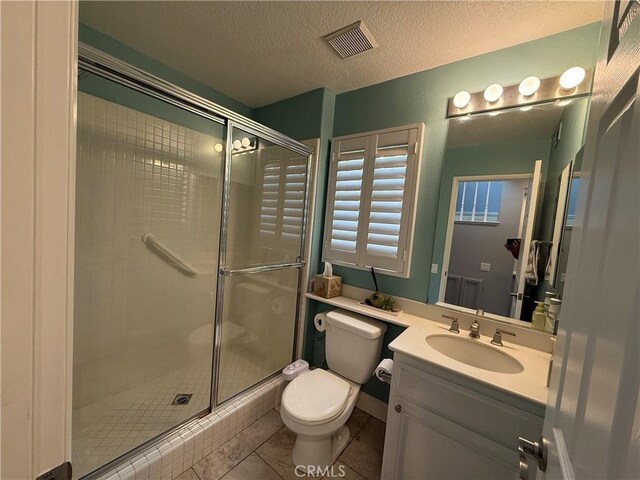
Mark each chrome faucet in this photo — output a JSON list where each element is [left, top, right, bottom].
[[469, 319, 481, 338], [491, 328, 516, 347]]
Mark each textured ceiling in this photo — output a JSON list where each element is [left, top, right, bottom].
[[80, 1, 603, 108]]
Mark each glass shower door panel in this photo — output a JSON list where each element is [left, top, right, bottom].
[[216, 127, 308, 403], [224, 127, 308, 269], [216, 268, 299, 403], [73, 73, 224, 478]]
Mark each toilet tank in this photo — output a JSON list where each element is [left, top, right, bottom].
[[325, 309, 387, 384]]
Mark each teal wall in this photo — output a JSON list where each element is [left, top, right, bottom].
[[79, 24, 254, 118], [330, 23, 601, 305], [428, 138, 553, 302]]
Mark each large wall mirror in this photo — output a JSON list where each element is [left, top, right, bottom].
[[430, 97, 589, 332]]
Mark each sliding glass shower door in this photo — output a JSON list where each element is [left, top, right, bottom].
[[73, 71, 225, 478], [215, 125, 309, 403]]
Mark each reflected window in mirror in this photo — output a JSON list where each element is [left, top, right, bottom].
[[455, 180, 503, 223]]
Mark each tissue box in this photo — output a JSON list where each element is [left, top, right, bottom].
[[313, 274, 342, 298]]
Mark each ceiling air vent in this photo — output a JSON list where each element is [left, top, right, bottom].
[[324, 21, 378, 59]]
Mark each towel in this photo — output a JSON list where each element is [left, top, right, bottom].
[[525, 241, 539, 285], [543, 253, 553, 284]]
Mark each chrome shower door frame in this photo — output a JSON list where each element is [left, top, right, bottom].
[[212, 120, 312, 407]]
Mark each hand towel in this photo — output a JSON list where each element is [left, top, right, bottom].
[[525, 241, 539, 285]]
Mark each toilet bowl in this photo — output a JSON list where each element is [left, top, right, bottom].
[[280, 309, 386, 472]]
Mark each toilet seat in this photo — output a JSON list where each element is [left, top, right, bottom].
[[282, 369, 351, 425]]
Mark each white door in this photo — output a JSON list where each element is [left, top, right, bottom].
[[519, 3, 639, 479], [512, 160, 543, 319]]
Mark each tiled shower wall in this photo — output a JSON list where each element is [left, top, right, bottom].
[[74, 92, 224, 407]]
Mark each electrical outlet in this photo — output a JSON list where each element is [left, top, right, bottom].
[[431, 264, 438, 274], [480, 262, 491, 272]]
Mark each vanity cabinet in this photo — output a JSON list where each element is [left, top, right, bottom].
[[382, 353, 544, 480]]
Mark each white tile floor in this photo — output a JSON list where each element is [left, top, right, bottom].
[[73, 336, 274, 479]]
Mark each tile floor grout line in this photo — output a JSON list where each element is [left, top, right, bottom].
[[193, 409, 283, 480], [337, 416, 374, 479]]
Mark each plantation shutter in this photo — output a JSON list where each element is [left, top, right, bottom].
[[364, 128, 418, 272], [260, 158, 280, 238], [259, 146, 308, 247], [282, 155, 307, 241], [324, 136, 370, 265], [324, 124, 423, 277]]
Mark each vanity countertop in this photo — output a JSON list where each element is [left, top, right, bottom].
[[389, 321, 551, 407]]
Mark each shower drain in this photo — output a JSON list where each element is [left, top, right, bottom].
[[171, 394, 193, 405]]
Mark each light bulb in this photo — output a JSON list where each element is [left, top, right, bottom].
[[233, 140, 242, 149], [559, 67, 586, 90], [483, 83, 503, 103], [519, 76, 540, 96], [214, 143, 223, 152], [453, 91, 471, 109], [241, 137, 251, 147]]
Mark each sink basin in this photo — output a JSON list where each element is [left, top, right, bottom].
[[425, 334, 524, 374]]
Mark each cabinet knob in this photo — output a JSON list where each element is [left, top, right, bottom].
[[394, 404, 402, 413]]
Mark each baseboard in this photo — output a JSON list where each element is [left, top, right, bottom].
[[356, 391, 388, 423]]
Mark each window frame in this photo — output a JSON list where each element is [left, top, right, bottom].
[[322, 123, 424, 278]]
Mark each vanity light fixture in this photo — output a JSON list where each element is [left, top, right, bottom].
[[519, 76, 541, 96], [231, 136, 258, 154], [483, 83, 503, 103], [214, 143, 224, 152], [453, 91, 471, 109], [447, 67, 592, 118], [559, 67, 586, 90]]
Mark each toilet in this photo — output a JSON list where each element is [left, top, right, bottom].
[[280, 309, 387, 471]]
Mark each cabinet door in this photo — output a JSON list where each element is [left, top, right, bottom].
[[382, 396, 520, 480]]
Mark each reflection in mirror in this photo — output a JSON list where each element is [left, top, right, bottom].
[[432, 97, 590, 331]]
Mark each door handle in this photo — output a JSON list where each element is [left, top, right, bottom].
[[510, 292, 523, 300], [518, 436, 548, 480]]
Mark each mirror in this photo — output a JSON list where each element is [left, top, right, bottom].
[[432, 97, 590, 331]]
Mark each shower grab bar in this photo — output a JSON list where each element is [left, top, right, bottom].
[[220, 262, 304, 276], [142, 233, 199, 277]]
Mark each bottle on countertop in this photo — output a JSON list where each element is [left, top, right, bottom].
[[531, 301, 546, 331]]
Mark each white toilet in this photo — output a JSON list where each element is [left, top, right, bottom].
[[280, 309, 387, 471]]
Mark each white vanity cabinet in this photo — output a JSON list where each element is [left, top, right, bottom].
[[381, 353, 545, 480]]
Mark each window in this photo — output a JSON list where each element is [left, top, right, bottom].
[[323, 124, 424, 277], [565, 177, 580, 227], [455, 180, 502, 223]]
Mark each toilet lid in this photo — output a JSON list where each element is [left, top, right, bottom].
[[282, 369, 351, 425]]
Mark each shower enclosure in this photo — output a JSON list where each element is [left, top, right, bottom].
[[72, 46, 311, 478]]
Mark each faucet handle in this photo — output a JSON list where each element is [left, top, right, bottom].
[[449, 319, 459, 333], [491, 328, 516, 347], [442, 314, 459, 333]]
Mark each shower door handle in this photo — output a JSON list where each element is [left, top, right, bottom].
[[220, 262, 304, 276]]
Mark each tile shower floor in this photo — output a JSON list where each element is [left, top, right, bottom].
[[178, 408, 385, 480], [73, 343, 271, 478]]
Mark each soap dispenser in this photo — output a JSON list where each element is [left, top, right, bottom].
[[531, 301, 546, 331]]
